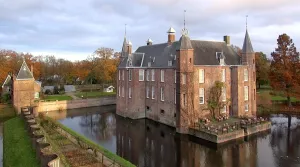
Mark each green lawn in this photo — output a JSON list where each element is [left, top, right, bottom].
[[3, 117, 40, 167], [44, 95, 73, 101], [75, 91, 116, 99], [0, 104, 16, 122], [271, 95, 299, 102]]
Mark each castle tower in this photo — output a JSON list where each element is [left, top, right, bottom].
[[176, 27, 194, 133], [241, 29, 257, 116]]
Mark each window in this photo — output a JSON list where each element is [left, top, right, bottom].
[[199, 88, 204, 104], [199, 69, 204, 83], [183, 94, 186, 106], [222, 87, 226, 101], [160, 87, 164, 101], [146, 86, 149, 98], [161, 70, 164, 82], [244, 69, 248, 81], [152, 86, 155, 99], [245, 104, 249, 112], [129, 87, 132, 98], [222, 69, 226, 82], [220, 58, 225, 65], [174, 70, 176, 83], [148, 62, 151, 67], [139, 69, 144, 81], [174, 88, 176, 104], [122, 86, 124, 97], [118, 86, 121, 96], [122, 70, 124, 80], [221, 106, 226, 113], [160, 109, 165, 114], [118, 70, 121, 80], [244, 86, 248, 101], [146, 70, 150, 81], [168, 61, 172, 66], [151, 69, 155, 81], [182, 74, 186, 84], [189, 58, 192, 63], [129, 69, 132, 81], [146, 106, 150, 111]]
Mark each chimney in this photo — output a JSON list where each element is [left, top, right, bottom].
[[167, 27, 176, 45], [146, 38, 153, 46], [223, 35, 230, 46], [127, 41, 132, 54]]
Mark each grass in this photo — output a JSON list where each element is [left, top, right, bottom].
[[44, 95, 73, 101], [3, 117, 40, 167], [75, 91, 116, 99], [0, 104, 16, 122], [42, 117, 136, 167], [271, 95, 299, 102]]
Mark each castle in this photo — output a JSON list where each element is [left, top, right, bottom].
[[116, 26, 256, 133]]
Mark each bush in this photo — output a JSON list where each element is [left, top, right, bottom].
[[45, 89, 52, 95], [53, 86, 59, 94], [1, 93, 11, 103]]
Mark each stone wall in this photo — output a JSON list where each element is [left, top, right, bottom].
[[34, 96, 116, 112], [243, 122, 272, 136]]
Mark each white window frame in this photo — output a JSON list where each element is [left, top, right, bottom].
[[221, 106, 226, 113], [199, 88, 204, 104], [129, 87, 132, 98], [244, 86, 249, 101], [151, 69, 155, 81], [160, 70, 164, 82], [245, 104, 249, 112], [152, 86, 155, 99], [118, 86, 121, 96], [146, 86, 149, 98], [160, 87, 164, 101], [122, 86, 124, 97], [139, 69, 144, 81], [222, 87, 226, 101], [222, 69, 226, 82], [182, 74, 186, 84], [146, 70, 150, 81], [244, 69, 248, 81], [118, 70, 121, 80], [168, 61, 172, 66], [129, 69, 132, 81], [174, 88, 176, 104], [122, 70, 124, 81], [199, 69, 204, 83]]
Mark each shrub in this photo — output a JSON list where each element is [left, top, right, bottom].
[[53, 86, 59, 94], [45, 89, 52, 95], [1, 93, 11, 103], [59, 86, 65, 94]]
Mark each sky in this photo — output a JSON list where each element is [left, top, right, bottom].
[[1, 0, 300, 61]]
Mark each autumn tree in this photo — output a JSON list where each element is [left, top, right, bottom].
[[206, 81, 229, 118], [269, 33, 300, 106], [255, 52, 269, 88]]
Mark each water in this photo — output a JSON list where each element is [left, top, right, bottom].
[[48, 106, 300, 167]]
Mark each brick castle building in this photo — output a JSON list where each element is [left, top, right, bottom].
[[116, 26, 256, 133]]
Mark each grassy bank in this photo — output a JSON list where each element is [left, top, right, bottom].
[[42, 117, 135, 167], [75, 91, 116, 98], [3, 117, 40, 167], [0, 104, 16, 122], [44, 95, 73, 101]]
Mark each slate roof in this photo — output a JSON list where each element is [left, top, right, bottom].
[[242, 29, 254, 53], [119, 37, 241, 68], [16, 61, 34, 80], [1, 75, 12, 88]]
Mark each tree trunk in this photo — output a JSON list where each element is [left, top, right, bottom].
[[287, 95, 292, 107], [258, 83, 261, 89]]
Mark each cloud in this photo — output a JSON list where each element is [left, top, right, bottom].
[[0, 0, 300, 60]]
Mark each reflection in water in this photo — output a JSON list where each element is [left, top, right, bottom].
[[54, 107, 300, 167]]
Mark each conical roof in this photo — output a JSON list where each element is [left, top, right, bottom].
[[177, 34, 193, 50], [16, 61, 34, 80], [167, 27, 176, 33], [242, 29, 254, 53]]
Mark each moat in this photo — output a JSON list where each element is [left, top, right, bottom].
[[47, 106, 300, 167]]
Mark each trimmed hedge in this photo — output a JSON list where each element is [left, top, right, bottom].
[[42, 117, 136, 167]]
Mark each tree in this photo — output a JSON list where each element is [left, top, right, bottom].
[[206, 81, 229, 118], [255, 52, 269, 88], [269, 33, 300, 106]]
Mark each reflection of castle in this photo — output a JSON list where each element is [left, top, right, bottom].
[[116, 116, 258, 167]]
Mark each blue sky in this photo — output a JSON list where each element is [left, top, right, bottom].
[[1, 0, 300, 60]]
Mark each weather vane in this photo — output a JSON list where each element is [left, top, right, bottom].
[[182, 10, 189, 36], [246, 15, 248, 29]]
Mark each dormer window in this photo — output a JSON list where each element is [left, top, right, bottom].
[[216, 52, 225, 66], [148, 62, 151, 67], [168, 60, 172, 66]]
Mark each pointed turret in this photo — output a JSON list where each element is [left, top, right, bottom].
[[242, 29, 254, 54], [121, 37, 128, 57], [16, 60, 34, 80]]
